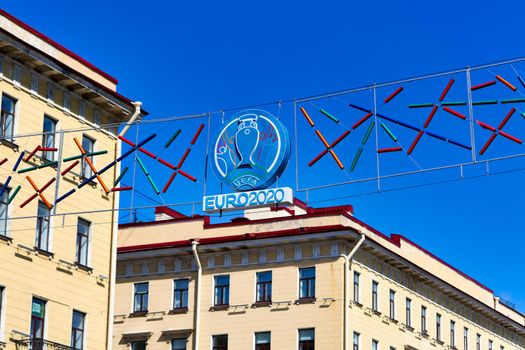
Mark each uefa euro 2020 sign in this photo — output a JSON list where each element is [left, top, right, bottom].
[[203, 109, 293, 212]]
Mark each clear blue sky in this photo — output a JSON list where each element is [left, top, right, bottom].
[[3, 1, 524, 311]]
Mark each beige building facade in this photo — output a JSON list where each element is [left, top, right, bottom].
[[115, 202, 525, 350], [0, 10, 145, 350]]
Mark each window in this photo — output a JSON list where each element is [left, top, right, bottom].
[[489, 340, 493, 350], [81, 135, 94, 178], [298, 328, 314, 350], [256, 271, 272, 303], [450, 321, 456, 347], [353, 272, 360, 303], [421, 306, 427, 333], [0, 185, 9, 237], [71, 310, 85, 350], [389, 290, 395, 319], [353, 332, 360, 350], [30, 298, 46, 340], [173, 279, 189, 309], [131, 341, 146, 350], [405, 298, 412, 327], [94, 109, 101, 126], [76, 219, 90, 267], [436, 314, 442, 341], [214, 275, 230, 306], [0, 286, 4, 333], [372, 339, 379, 350], [133, 283, 149, 312], [464, 327, 468, 350], [299, 267, 315, 299], [47, 82, 54, 101], [79, 101, 86, 118], [13, 65, 21, 84], [41, 116, 57, 161], [1, 94, 16, 141], [372, 281, 379, 311], [476, 334, 481, 350], [500, 346, 504, 350], [35, 202, 51, 252], [171, 338, 186, 350], [255, 332, 271, 350], [31, 74, 39, 93], [63, 92, 70, 111], [212, 335, 228, 350]]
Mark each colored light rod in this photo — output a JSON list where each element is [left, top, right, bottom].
[[165, 129, 182, 148], [12, 152, 25, 171], [378, 147, 402, 153], [472, 100, 498, 105], [441, 101, 466, 106], [25, 145, 40, 162], [111, 186, 132, 192], [348, 104, 372, 113], [350, 120, 375, 172], [380, 122, 397, 142], [501, 98, 525, 104], [439, 79, 455, 101], [7, 185, 21, 204], [191, 124, 205, 145], [74, 137, 110, 194], [0, 158, 6, 167], [300, 107, 315, 127], [25, 176, 52, 209], [157, 157, 176, 170], [442, 106, 466, 120], [319, 109, 339, 124], [352, 112, 373, 129], [308, 130, 350, 168], [495, 75, 517, 91], [376, 113, 471, 150], [61, 160, 79, 176], [137, 156, 160, 195], [408, 103, 434, 108], [350, 148, 363, 172], [517, 75, 525, 89], [63, 150, 107, 162], [384, 87, 403, 104], [113, 166, 129, 187], [477, 108, 521, 155], [471, 80, 496, 91], [119, 135, 157, 159], [18, 161, 58, 174], [0, 176, 11, 197], [56, 189, 76, 204], [423, 105, 439, 128]]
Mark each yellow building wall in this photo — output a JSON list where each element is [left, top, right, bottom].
[[0, 57, 121, 350]]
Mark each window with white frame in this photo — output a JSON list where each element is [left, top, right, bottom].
[[372, 281, 379, 311], [79, 101, 86, 118], [93, 109, 101, 126], [450, 320, 456, 347], [421, 306, 427, 333], [63, 92, 70, 111], [81, 135, 95, 178], [389, 289, 395, 319], [436, 313, 442, 341], [71, 310, 85, 350], [76, 219, 90, 267], [31, 73, 39, 93], [0, 185, 9, 237], [171, 338, 186, 350], [35, 201, 51, 251], [372, 339, 379, 350], [353, 332, 359, 350], [405, 298, 412, 327], [255, 332, 270, 350], [42, 116, 57, 161], [1, 94, 16, 141], [47, 82, 54, 102], [133, 283, 149, 312], [299, 267, 315, 299], [212, 334, 228, 350], [131, 341, 146, 350], [464, 327, 468, 350], [353, 271, 360, 303], [256, 271, 272, 303], [298, 328, 314, 350], [13, 65, 21, 85], [173, 279, 189, 309]]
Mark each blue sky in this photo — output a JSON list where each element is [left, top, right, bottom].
[[3, 1, 524, 311]]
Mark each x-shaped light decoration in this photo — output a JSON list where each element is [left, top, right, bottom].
[[477, 108, 522, 155]]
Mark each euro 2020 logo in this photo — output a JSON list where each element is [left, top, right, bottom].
[[213, 109, 291, 191]]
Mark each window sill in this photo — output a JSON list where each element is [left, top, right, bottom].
[[0, 234, 12, 243], [352, 301, 363, 307], [129, 311, 148, 317], [372, 309, 381, 316], [435, 339, 444, 345], [34, 247, 54, 258], [75, 263, 93, 273], [0, 139, 19, 151], [389, 317, 399, 324], [421, 330, 429, 337], [252, 301, 272, 308], [295, 297, 316, 305], [169, 307, 189, 314], [404, 325, 414, 332], [209, 305, 229, 311]]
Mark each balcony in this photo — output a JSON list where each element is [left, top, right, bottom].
[[14, 338, 72, 350]]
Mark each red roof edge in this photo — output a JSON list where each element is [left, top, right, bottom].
[[154, 206, 187, 219], [292, 198, 353, 215], [118, 214, 208, 229], [0, 9, 118, 84]]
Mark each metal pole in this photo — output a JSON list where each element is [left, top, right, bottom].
[[294, 100, 299, 192], [129, 123, 139, 223], [465, 67, 477, 163], [203, 113, 212, 198], [52, 130, 65, 215], [373, 85, 381, 192]]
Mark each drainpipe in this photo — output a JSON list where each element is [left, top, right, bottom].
[[118, 101, 142, 138], [191, 241, 202, 350], [341, 232, 366, 350]]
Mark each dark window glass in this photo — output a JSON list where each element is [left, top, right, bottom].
[[134, 283, 149, 312], [450, 321, 456, 347], [35, 202, 50, 251], [298, 328, 314, 350], [212, 335, 228, 350], [464, 327, 468, 350], [421, 306, 427, 332], [389, 290, 395, 319], [436, 314, 442, 341], [353, 272, 360, 303], [171, 338, 186, 350], [353, 332, 359, 350], [131, 341, 146, 350], [0, 95, 16, 140], [372, 281, 378, 311], [173, 279, 189, 309], [214, 275, 230, 306], [81, 135, 94, 178], [299, 267, 315, 299], [30, 298, 46, 340], [76, 219, 90, 266], [41, 116, 57, 161], [405, 298, 412, 327], [372, 340, 379, 350], [255, 332, 270, 350], [256, 271, 272, 302], [71, 310, 85, 350], [476, 334, 481, 350], [0, 185, 9, 237]]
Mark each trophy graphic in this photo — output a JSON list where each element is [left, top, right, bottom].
[[235, 114, 259, 169]]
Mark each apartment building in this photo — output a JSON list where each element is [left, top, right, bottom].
[[114, 201, 525, 350], [0, 9, 145, 350]]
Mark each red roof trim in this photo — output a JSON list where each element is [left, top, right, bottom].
[[118, 215, 207, 229], [154, 206, 187, 219], [117, 224, 346, 253], [0, 9, 118, 84]]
